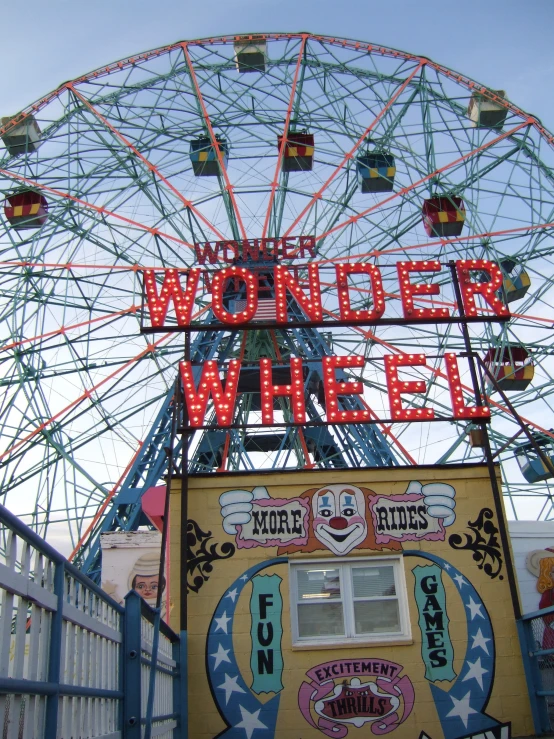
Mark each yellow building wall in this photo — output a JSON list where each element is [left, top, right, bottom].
[[169, 464, 533, 739]]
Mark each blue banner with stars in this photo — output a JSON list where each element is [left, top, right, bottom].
[[405, 551, 499, 739], [206, 558, 287, 739]]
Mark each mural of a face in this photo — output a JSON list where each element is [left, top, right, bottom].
[[133, 574, 160, 601], [311, 484, 368, 555]]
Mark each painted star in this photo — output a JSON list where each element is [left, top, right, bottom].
[[210, 643, 232, 669], [443, 563, 451, 570], [453, 573, 468, 589], [214, 611, 231, 634], [446, 691, 478, 728], [471, 628, 491, 655], [235, 705, 268, 739], [465, 596, 484, 620], [217, 673, 246, 705], [226, 588, 239, 603], [462, 657, 488, 690], [240, 574, 249, 581]]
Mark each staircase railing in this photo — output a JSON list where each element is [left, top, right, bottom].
[[0, 502, 183, 738]]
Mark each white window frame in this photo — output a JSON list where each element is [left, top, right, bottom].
[[290, 556, 411, 647]]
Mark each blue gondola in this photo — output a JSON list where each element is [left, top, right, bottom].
[[500, 259, 531, 304], [356, 152, 395, 193], [515, 433, 554, 483], [189, 136, 229, 177]]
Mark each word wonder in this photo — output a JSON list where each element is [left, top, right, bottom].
[[142, 259, 509, 328]]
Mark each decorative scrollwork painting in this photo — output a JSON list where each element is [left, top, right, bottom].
[[448, 508, 504, 580], [186, 519, 235, 593]]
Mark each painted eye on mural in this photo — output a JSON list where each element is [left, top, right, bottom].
[[341, 507, 356, 516], [136, 582, 158, 591], [319, 509, 333, 518]]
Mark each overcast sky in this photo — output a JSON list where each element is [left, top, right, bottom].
[[2, 0, 554, 127]]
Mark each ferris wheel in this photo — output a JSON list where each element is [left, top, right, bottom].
[[1, 33, 554, 558]]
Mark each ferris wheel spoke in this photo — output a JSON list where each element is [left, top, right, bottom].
[[262, 35, 307, 239], [0, 305, 141, 352], [181, 42, 248, 240], [0, 168, 197, 251], [0, 378, 170, 496], [282, 60, 425, 243], [0, 332, 173, 464], [66, 85, 226, 245], [335, 314, 554, 445], [317, 119, 532, 243]]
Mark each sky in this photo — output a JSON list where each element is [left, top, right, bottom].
[[2, 0, 554, 128]]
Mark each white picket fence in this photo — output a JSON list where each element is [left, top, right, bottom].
[[0, 504, 183, 739]]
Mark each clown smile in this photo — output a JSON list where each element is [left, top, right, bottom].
[[314, 521, 367, 554], [317, 523, 363, 543], [322, 523, 364, 543]]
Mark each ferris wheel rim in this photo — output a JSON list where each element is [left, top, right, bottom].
[[1, 32, 551, 148]]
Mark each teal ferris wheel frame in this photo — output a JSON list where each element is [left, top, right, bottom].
[[1, 33, 554, 557]]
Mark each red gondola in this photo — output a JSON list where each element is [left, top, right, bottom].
[[277, 132, 314, 172], [483, 346, 534, 392], [422, 196, 465, 238], [4, 191, 49, 229]]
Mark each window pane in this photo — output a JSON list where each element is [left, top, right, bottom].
[[297, 568, 341, 600], [354, 600, 400, 634], [352, 566, 396, 598], [298, 602, 345, 638]]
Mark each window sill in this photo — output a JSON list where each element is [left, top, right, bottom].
[[291, 636, 413, 651]]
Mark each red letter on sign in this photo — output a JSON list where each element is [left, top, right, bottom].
[[336, 263, 385, 322], [144, 268, 200, 327], [455, 260, 510, 317], [260, 357, 306, 424], [322, 356, 371, 423], [444, 353, 491, 420], [274, 264, 322, 323], [180, 359, 240, 427], [384, 354, 434, 420], [397, 261, 449, 320], [211, 266, 258, 324]]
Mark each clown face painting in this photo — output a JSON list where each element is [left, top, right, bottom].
[[311, 484, 368, 555]]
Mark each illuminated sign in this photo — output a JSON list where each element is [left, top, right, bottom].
[[179, 352, 491, 427], [141, 258, 508, 330], [140, 251, 509, 429]]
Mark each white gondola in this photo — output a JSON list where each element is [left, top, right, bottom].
[[1, 114, 42, 156], [467, 89, 507, 129], [234, 35, 267, 73]]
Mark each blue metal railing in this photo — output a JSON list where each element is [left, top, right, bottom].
[[518, 604, 554, 735], [0, 501, 183, 738]]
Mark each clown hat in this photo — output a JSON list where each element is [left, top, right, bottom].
[[526, 548, 554, 577]]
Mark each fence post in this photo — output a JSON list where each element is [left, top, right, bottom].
[[44, 561, 65, 739], [123, 591, 142, 738], [175, 632, 187, 739], [517, 617, 551, 734]]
